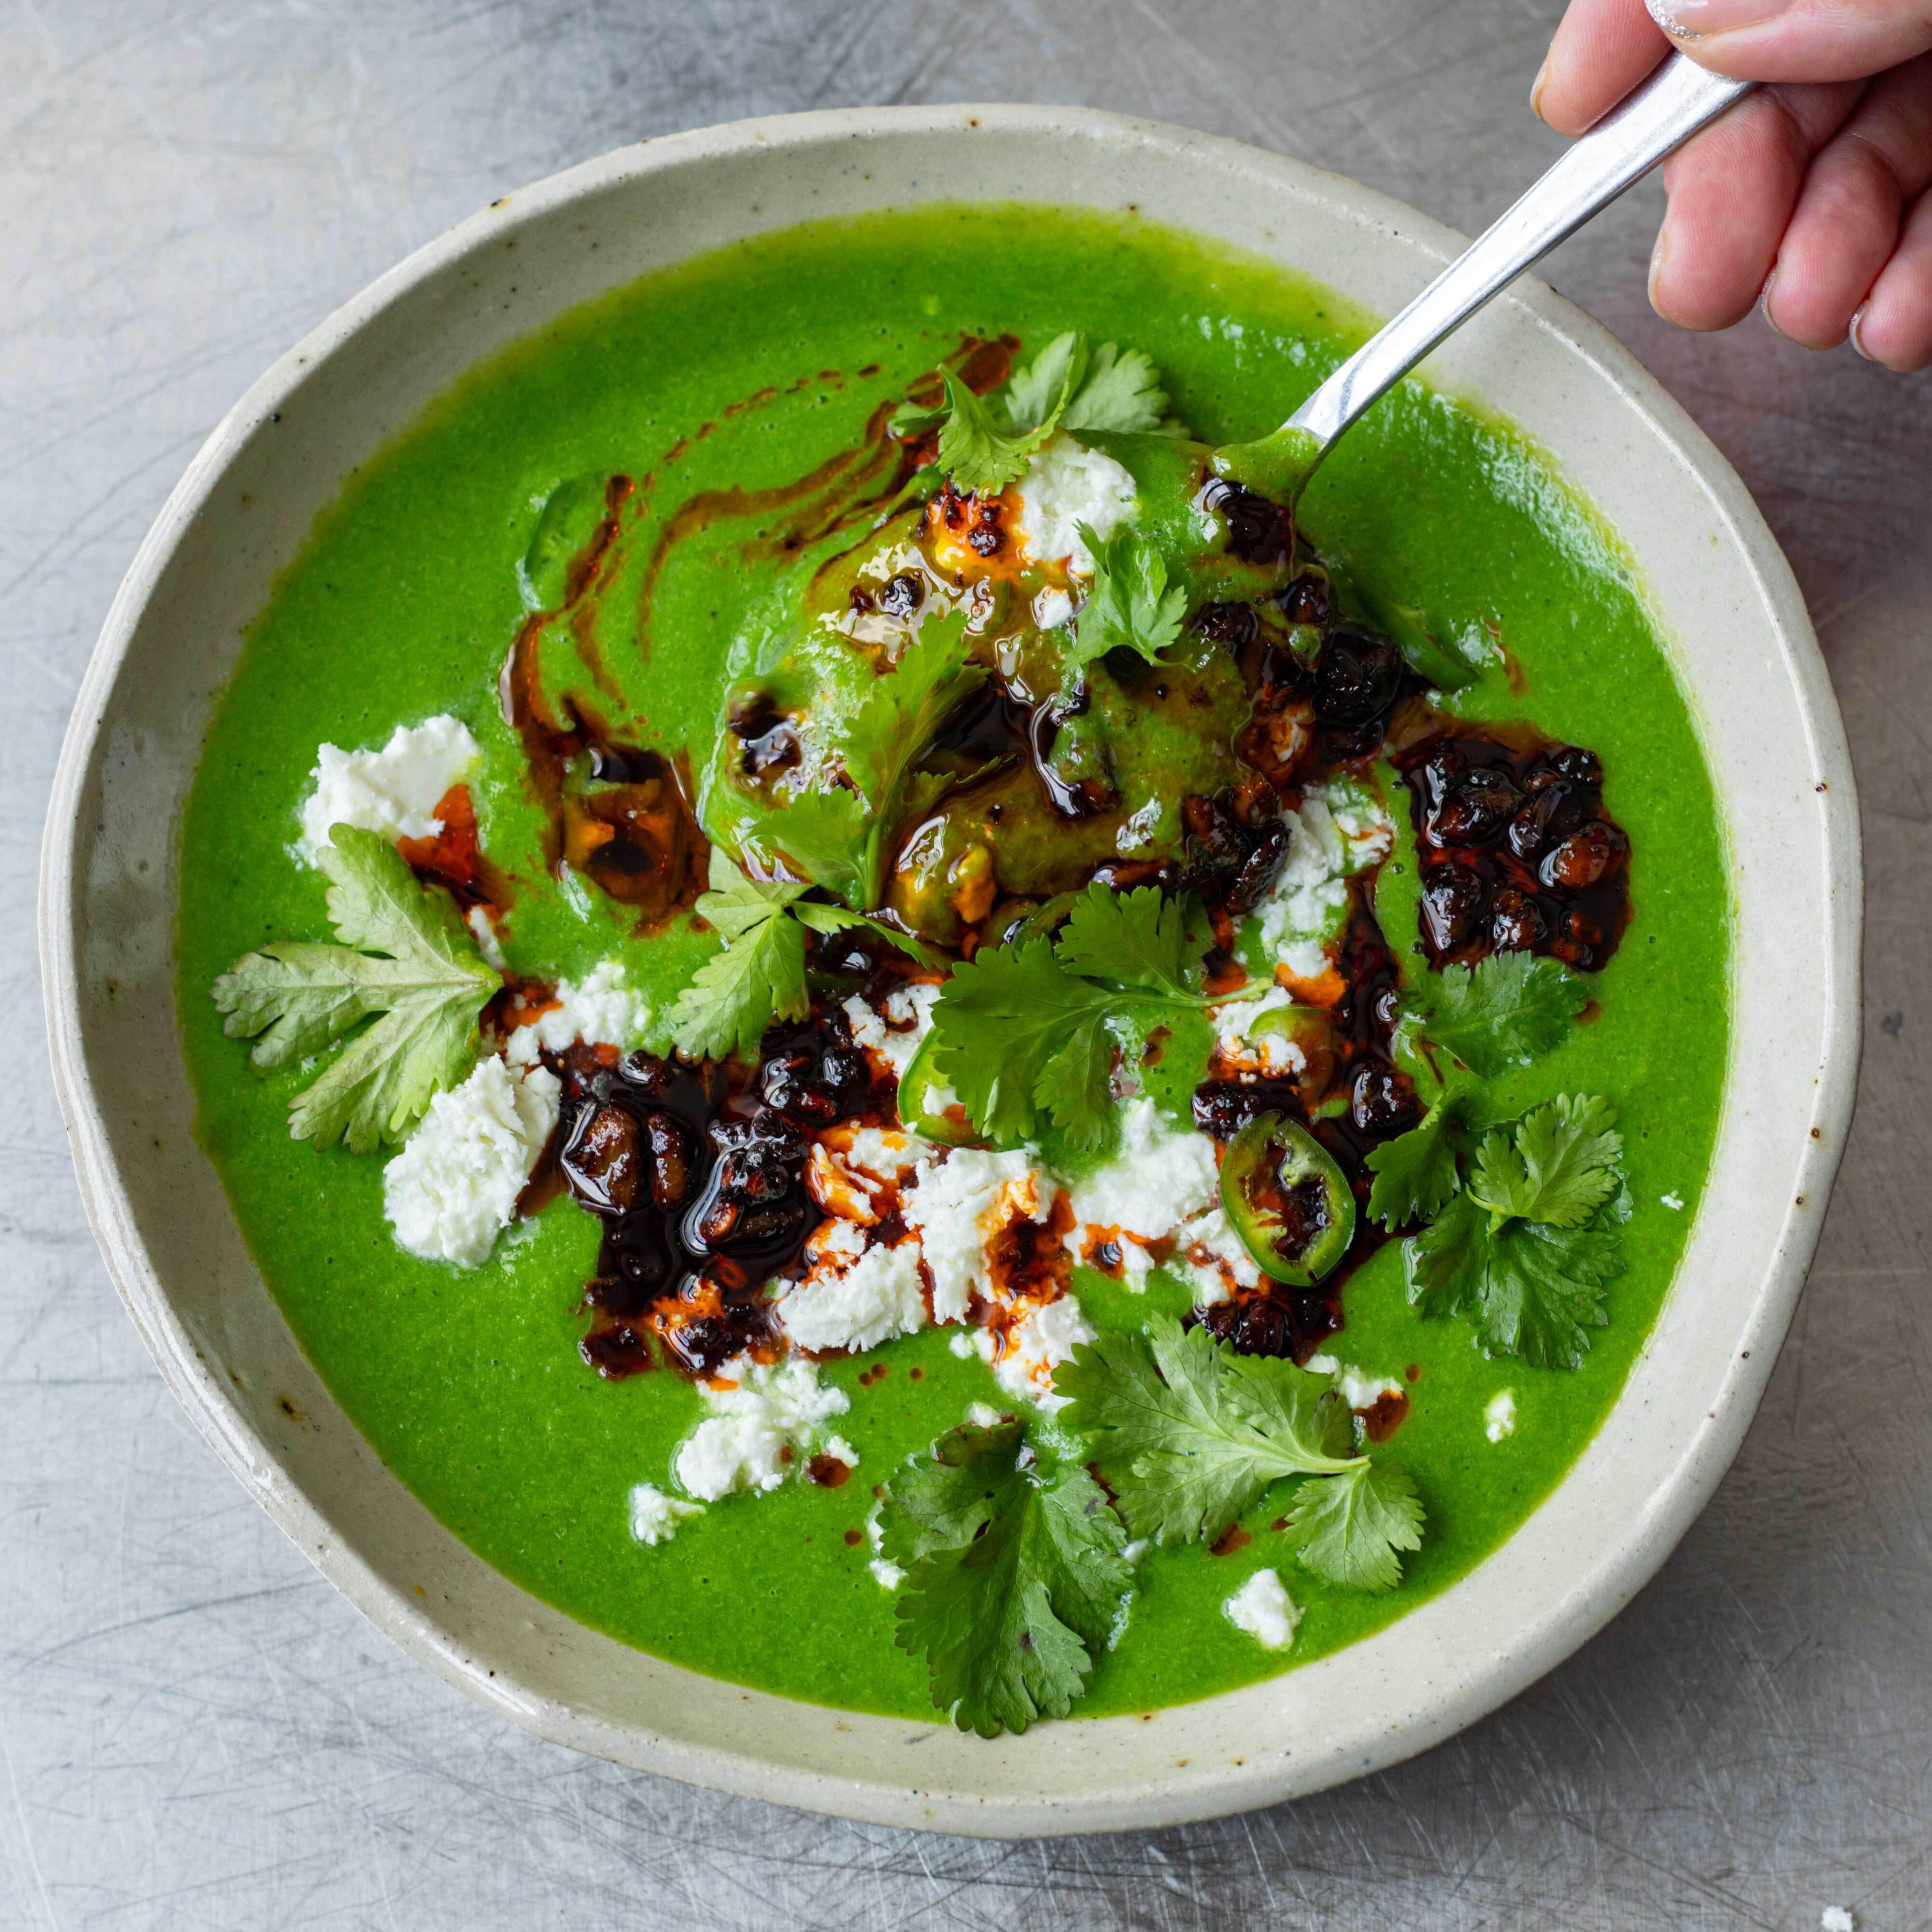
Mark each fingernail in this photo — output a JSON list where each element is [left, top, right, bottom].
[[1531, 54, 1551, 122], [1648, 228, 1671, 311], [1759, 267, 1789, 338], [1646, 0, 1791, 35], [1849, 305, 1874, 361]]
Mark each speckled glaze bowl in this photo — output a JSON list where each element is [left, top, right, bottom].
[[41, 106, 1860, 1837]]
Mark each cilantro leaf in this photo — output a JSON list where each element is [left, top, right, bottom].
[[670, 855, 936, 1057], [929, 886, 1212, 1150], [669, 860, 812, 1058], [1064, 523, 1187, 683], [762, 788, 868, 904], [1402, 1096, 1627, 1367], [937, 367, 1066, 495], [1468, 1093, 1622, 1228], [211, 826, 498, 1153], [1062, 340, 1169, 434], [1055, 1317, 1422, 1590], [1002, 332, 1089, 432], [1280, 1459, 1425, 1592], [1364, 1099, 1464, 1231], [790, 900, 946, 971], [1416, 952, 1588, 1077], [882, 1420, 1134, 1737], [1052, 882, 1199, 1000], [1005, 332, 1170, 435], [1407, 1193, 1621, 1368], [927, 937, 1119, 1149]]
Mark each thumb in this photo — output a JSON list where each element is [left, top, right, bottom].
[[1649, 0, 1932, 84]]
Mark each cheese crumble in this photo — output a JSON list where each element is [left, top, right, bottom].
[[296, 714, 480, 865], [1223, 1568, 1300, 1651], [628, 1483, 703, 1547], [382, 1056, 558, 1268], [1014, 434, 1137, 577], [505, 959, 652, 1063], [674, 1359, 851, 1502]]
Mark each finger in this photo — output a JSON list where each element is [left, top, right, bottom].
[[1766, 55, 1932, 347], [1650, 0, 1932, 87], [1650, 82, 1865, 328], [1537, 0, 1674, 136], [1853, 185, 1932, 368]]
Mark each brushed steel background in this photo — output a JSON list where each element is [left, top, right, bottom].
[[4, 2, 1926, 1924]]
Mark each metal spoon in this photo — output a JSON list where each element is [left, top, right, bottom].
[[1218, 52, 1755, 499]]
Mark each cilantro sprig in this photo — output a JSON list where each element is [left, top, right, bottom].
[[759, 608, 984, 911], [1056, 1315, 1424, 1592], [881, 1419, 1135, 1737], [927, 883, 1211, 1151], [668, 852, 936, 1059], [898, 332, 1176, 495], [1404, 1094, 1628, 1367], [1061, 522, 1187, 686], [1413, 951, 1588, 1077], [211, 826, 499, 1152]]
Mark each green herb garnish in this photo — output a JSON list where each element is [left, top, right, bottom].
[[935, 367, 1068, 495], [1414, 951, 1588, 1077], [882, 1419, 1135, 1737], [1404, 1094, 1627, 1367], [1364, 1093, 1467, 1231], [668, 853, 936, 1059], [1055, 1315, 1425, 1591], [1062, 521, 1187, 684], [904, 332, 1174, 493], [1004, 332, 1170, 436], [927, 883, 1210, 1150], [761, 608, 984, 911], [211, 826, 499, 1152]]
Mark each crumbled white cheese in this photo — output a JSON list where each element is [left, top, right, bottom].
[[777, 1237, 928, 1353], [1223, 1568, 1300, 1651], [964, 1401, 1006, 1427], [628, 1483, 703, 1547], [843, 983, 938, 1079], [382, 1057, 559, 1268], [901, 1147, 1051, 1322], [505, 959, 651, 1063], [296, 714, 480, 864], [1213, 983, 1308, 1075], [1484, 1388, 1518, 1442], [947, 1330, 977, 1359], [1033, 586, 1075, 631], [823, 1434, 860, 1469], [1251, 781, 1393, 979], [1066, 1096, 1220, 1239], [994, 1295, 1096, 1411], [1822, 1907, 1857, 1932], [1174, 1255, 1236, 1307], [1182, 1205, 1263, 1291], [1306, 1352, 1404, 1413], [1015, 434, 1137, 577], [1661, 1191, 1684, 1211], [843, 1126, 923, 1180], [673, 1359, 850, 1502], [466, 905, 507, 971], [869, 1557, 906, 1590], [1122, 1539, 1149, 1565]]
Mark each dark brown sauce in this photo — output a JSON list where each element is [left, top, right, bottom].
[[1396, 731, 1631, 972]]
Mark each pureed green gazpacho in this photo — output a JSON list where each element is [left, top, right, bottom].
[[179, 204, 1730, 1733]]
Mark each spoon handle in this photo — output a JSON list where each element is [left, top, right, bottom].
[[1284, 53, 1754, 463]]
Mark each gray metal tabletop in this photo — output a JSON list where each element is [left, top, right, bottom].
[[4, 3, 1927, 1926]]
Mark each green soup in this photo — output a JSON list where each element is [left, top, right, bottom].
[[178, 205, 1730, 1724]]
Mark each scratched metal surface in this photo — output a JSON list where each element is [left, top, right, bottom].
[[3, 1, 1928, 1924]]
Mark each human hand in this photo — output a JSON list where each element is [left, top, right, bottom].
[[1535, 0, 1932, 368]]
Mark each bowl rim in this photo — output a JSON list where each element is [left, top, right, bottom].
[[40, 101, 1862, 1836]]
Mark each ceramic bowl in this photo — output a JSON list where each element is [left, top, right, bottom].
[[41, 105, 1860, 1837]]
